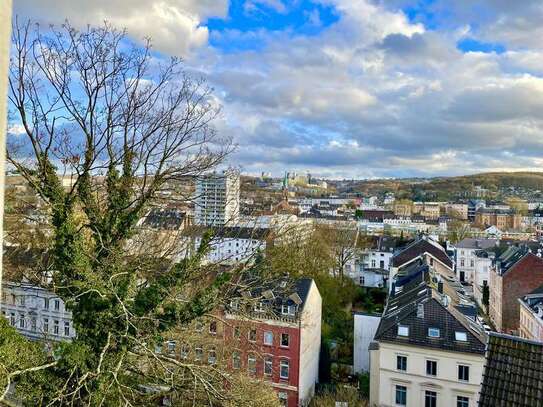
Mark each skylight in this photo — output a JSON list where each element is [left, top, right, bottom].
[[428, 327, 440, 338], [398, 325, 409, 337], [455, 331, 468, 341]]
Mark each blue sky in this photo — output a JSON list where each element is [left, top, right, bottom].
[[12, 0, 543, 179]]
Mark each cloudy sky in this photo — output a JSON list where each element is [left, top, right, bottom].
[[13, 0, 543, 179]]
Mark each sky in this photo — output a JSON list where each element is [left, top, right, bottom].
[[12, 0, 543, 179]]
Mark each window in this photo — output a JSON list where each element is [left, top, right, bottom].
[[64, 321, 70, 336], [18, 296, 25, 306], [455, 331, 467, 341], [248, 354, 256, 374], [460, 259, 465, 267], [31, 317, 37, 331], [264, 357, 273, 376], [209, 321, 217, 334], [19, 314, 25, 329], [43, 318, 49, 333], [254, 302, 265, 313], [426, 360, 437, 376], [53, 320, 59, 335], [232, 352, 241, 369], [281, 333, 290, 347], [195, 321, 204, 332], [457, 396, 469, 407], [248, 329, 257, 342], [428, 328, 440, 338], [279, 360, 289, 379], [425, 391, 437, 407], [167, 341, 176, 354], [9, 313, 15, 326], [208, 348, 217, 365], [458, 365, 470, 382], [281, 304, 295, 316], [396, 355, 407, 371], [233, 326, 241, 339], [264, 331, 273, 346], [195, 347, 203, 361], [229, 299, 239, 311], [181, 344, 189, 359], [278, 392, 288, 406], [395, 385, 407, 406], [398, 325, 409, 337], [54, 300, 60, 311]]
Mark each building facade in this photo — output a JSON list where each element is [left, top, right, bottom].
[[518, 284, 543, 342], [489, 247, 543, 334], [194, 169, 240, 227], [369, 264, 486, 407], [454, 238, 497, 283], [1, 282, 75, 342]]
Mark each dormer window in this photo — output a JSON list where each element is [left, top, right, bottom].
[[254, 302, 265, 313], [455, 331, 468, 342], [428, 328, 440, 338], [398, 325, 409, 337], [229, 300, 239, 311], [281, 304, 296, 316]]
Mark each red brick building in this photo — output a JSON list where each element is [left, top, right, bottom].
[[223, 278, 322, 406], [489, 246, 543, 334]]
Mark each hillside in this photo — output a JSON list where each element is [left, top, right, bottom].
[[345, 172, 543, 201]]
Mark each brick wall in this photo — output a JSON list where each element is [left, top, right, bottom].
[[502, 254, 543, 333]]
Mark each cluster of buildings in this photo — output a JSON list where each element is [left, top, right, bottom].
[[355, 234, 543, 406]]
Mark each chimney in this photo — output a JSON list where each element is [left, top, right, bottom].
[[417, 303, 425, 319], [438, 281, 444, 294]]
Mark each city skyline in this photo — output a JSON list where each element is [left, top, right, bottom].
[[11, 1, 543, 178]]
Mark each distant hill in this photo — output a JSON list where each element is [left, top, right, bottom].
[[347, 172, 543, 201]]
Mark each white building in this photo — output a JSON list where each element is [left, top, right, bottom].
[[369, 264, 486, 407], [1, 282, 75, 342], [454, 238, 497, 283], [353, 312, 381, 373], [185, 226, 270, 265], [194, 169, 240, 227]]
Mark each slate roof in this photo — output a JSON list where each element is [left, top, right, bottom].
[[227, 277, 315, 322], [455, 238, 497, 250], [479, 333, 543, 407], [142, 208, 186, 230], [392, 237, 453, 269], [375, 263, 486, 355]]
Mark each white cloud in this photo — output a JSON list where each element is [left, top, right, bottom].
[[14, 0, 228, 56]]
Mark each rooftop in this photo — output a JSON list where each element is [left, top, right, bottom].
[[479, 333, 543, 407]]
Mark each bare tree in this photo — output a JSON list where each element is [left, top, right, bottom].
[[2, 20, 284, 406]]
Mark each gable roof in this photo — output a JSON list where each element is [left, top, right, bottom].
[[479, 333, 543, 407], [455, 238, 497, 250], [392, 237, 453, 269], [375, 263, 486, 355]]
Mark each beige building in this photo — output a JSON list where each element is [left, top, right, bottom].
[[0, 1, 12, 289], [445, 203, 468, 220], [518, 285, 543, 342], [369, 263, 486, 407]]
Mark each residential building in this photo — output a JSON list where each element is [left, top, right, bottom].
[[479, 332, 543, 407], [194, 169, 240, 226], [444, 203, 468, 220], [369, 264, 486, 407], [183, 226, 271, 264], [349, 235, 400, 288], [390, 236, 454, 286], [467, 199, 485, 222], [472, 250, 494, 308], [454, 238, 497, 283], [475, 208, 522, 231], [489, 246, 543, 334], [353, 312, 381, 373], [1, 282, 75, 342], [518, 284, 543, 342], [224, 278, 322, 407]]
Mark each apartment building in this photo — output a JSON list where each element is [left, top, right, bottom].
[[390, 236, 454, 285], [369, 264, 486, 407], [183, 226, 271, 264], [518, 284, 543, 342], [475, 208, 522, 231], [349, 235, 400, 288], [445, 203, 469, 220], [1, 282, 75, 342], [454, 238, 497, 283], [194, 169, 240, 227], [489, 246, 543, 334]]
